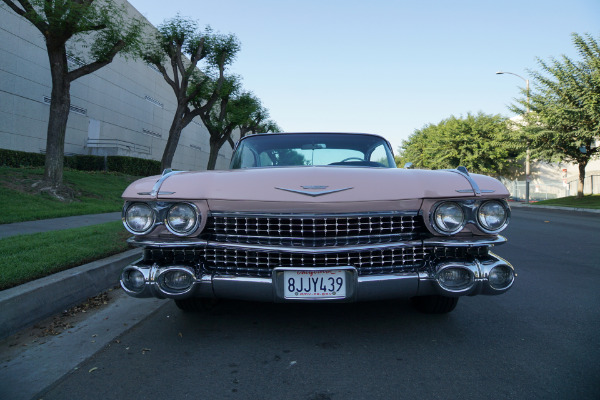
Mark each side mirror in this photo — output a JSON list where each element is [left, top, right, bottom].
[[404, 162, 414, 169]]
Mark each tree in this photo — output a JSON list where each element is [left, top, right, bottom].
[[510, 33, 600, 198], [194, 76, 269, 169], [235, 95, 281, 138], [397, 112, 517, 177], [1, 0, 143, 197], [141, 15, 240, 170]]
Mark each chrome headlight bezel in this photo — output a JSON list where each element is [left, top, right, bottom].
[[476, 200, 510, 234], [123, 202, 156, 235], [431, 201, 466, 235], [164, 202, 201, 236]]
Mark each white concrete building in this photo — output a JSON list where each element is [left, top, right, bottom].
[[0, 1, 235, 171], [501, 118, 600, 200]]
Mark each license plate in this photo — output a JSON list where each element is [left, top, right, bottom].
[[283, 270, 346, 299]]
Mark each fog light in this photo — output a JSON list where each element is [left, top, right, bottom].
[[488, 265, 514, 290], [122, 269, 145, 292], [162, 270, 194, 291], [437, 267, 474, 291]]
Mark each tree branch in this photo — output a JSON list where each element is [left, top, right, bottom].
[[2, 0, 50, 33], [68, 39, 125, 81]]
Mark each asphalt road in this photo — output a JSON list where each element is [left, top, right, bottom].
[[33, 208, 600, 399]]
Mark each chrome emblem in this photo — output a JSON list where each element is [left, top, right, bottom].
[[301, 185, 329, 190], [275, 186, 353, 197]]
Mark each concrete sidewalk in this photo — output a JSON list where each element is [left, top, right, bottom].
[[508, 201, 600, 214], [0, 211, 134, 339], [0, 211, 121, 239]]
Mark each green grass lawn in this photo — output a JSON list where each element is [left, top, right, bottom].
[[0, 221, 131, 290], [0, 167, 139, 224], [532, 194, 600, 209]]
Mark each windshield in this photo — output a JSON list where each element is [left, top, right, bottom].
[[230, 133, 396, 169]]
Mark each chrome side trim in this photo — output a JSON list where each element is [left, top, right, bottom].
[[208, 210, 420, 218], [128, 237, 423, 252], [140, 170, 186, 198], [128, 235, 506, 250], [456, 189, 495, 193], [423, 235, 506, 247], [447, 166, 482, 196]]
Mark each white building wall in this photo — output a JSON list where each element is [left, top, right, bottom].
[[0, 1, 236, 171]]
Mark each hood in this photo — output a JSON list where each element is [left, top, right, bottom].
[[122, 167, 509, 203]]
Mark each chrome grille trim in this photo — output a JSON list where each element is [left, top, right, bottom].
[[204, 211, 424, 245], [203, 246, 430, 277], [143, 245, 430, 277]]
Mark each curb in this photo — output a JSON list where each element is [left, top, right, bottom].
[[0, 248, 142, 340]]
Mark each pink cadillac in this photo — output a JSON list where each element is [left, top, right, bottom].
[[120, 132, 514, 314]]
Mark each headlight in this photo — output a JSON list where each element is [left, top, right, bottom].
[[165, 203, 199, 236], [432, 202, 465, 234], [477, 200, 509, 232], [124, 203, 155, 234]]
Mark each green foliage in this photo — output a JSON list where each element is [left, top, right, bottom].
[[0, 167, 137, 223], [397, 112, 516, 177], [510, 33, 600, 197], [0, 221, 130, 290], [106, 156, 161, 176], [0, 148, 45, 167], [64, 155, 106, 171], [141, 14, 241, 169]]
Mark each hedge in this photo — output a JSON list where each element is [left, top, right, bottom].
[[0, 148, 161, 176]]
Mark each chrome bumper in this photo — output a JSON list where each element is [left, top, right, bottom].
[[120, 252, 514, 302]]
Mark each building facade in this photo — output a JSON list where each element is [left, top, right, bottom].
[[0, 1, 236, 171]]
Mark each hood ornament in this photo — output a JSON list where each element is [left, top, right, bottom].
[[275, 185, 353, 197]]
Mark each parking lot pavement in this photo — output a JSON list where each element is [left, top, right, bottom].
[[0, 291, 165, 400]]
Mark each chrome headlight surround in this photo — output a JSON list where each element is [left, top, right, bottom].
[[431, 201, 466, 235], [164, 202, 201, 236], [123, 202, 156, 235], [476, 200, 510, 234]]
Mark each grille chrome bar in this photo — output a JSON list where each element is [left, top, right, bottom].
[[204, 211, 424, 245]]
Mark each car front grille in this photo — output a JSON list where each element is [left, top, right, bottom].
[[144, 246, 431, 277], [141, 212, 488, 278], [202, 211, 425, 246]]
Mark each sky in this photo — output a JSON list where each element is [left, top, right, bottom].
[[127, 0, 600, 152]]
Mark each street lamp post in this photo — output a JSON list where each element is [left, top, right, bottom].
[[496, 71, 531, 203]]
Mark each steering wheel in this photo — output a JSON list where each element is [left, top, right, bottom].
[[340, 157, 364, 162]]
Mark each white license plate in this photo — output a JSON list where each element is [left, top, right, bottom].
[[283, 270, 346, 299]]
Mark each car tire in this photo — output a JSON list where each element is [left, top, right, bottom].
[[411, 295, 459, 314], [174, 298, 219, 312]]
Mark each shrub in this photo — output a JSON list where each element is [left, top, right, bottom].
[[0, 149, 161, 176], [106, 155, 161, 176]]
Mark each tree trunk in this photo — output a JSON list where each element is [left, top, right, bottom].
[[161, 105, 187, 170], [577, 160, 587, 199], [206, 137, 223, 170], [43, 42, 71, 188]]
